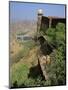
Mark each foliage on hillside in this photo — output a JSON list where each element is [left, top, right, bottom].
[[45, 23, 66, 85], [10, 23, 66, 88]]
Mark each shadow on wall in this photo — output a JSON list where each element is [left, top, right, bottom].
[[28, 65, 41, 79], [38, 36, 54, 55], [28, 64, 45, 80]]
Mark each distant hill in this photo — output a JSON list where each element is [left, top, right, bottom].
[[10, 20, 37, 32], [10, 20, 37, 41]]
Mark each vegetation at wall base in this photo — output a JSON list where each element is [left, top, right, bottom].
[[45, 23, 66, 85], [10, 23, 66, 87]]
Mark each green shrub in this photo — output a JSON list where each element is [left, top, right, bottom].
[[10, 63, 29, 87], [45, 23, 66, 85]]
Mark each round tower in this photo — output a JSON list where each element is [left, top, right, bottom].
[[37, 9, 43, 37]]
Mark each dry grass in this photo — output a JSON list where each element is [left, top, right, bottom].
[[20, 46, 38, 67], [10, 39, 23, 56]]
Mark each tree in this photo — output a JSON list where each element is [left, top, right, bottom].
[[45, 23, 66, 85]]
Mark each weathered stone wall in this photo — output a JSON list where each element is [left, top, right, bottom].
[[51, 18, 66, 27], [41, 16, 49, 30], [41, 16, 66, 29]]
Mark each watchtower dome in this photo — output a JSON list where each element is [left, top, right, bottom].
[[38, 9, 43, 15], [37, 9, 43, 38]]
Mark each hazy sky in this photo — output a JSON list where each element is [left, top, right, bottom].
[[10, 1, 66, 22]]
